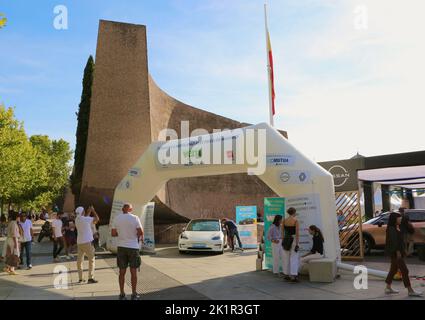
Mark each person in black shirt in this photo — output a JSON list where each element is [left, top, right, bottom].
[[299, 225, 324, 273], [398, 207, 415, 256], [222, 218, 244, 252], [385, 212, 422, 297]]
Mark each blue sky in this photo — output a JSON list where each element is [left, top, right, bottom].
[[1, 0, 425, 161]]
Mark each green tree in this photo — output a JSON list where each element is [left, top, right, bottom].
[[23, 135, 72, 210], [0, 13, 7, 29], [0, 104, 72, 213], [0, 105, 38, 213], [71, 55, 94, 203]]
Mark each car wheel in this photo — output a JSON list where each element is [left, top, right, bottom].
[[363, 236, 373, 256]]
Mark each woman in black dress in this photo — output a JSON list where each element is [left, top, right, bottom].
[[385, 212, 422, 297]]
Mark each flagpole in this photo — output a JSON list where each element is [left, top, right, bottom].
[[264, 3, 274, 127]]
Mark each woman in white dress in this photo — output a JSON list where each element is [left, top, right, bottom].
[[4, 211, 21, 275]]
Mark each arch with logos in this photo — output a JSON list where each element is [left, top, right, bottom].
[[106, 123, 341, 262]]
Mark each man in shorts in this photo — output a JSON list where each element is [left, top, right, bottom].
[[111, 203, 144, 300]]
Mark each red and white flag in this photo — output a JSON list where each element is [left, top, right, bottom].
[[266, 28, 276, 116], [264, 4, 276, 126]]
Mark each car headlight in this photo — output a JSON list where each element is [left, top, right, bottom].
[[181, 233, 188, 240], [211, 235, 221, 240]]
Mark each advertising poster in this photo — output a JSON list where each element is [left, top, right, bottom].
[[285, 194, 322, 255], [263, 198, 285, 270], [140, 202, 156, 254], [235, 206, 257, 249]]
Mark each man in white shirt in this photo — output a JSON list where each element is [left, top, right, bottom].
[[52, 212, 64, 262], [19, 213, 33, 269], [75, 206, 99, 284], [111, 203, 144, 300]]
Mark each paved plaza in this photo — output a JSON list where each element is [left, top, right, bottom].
[[1, 239, 424, 300]]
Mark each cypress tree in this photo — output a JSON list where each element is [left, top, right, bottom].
[[71, 55, 94, 202]]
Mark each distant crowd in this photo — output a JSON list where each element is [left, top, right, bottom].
[[1, 202, 145, 300]]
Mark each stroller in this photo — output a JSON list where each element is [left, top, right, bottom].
[[37, 220, 53, 242]]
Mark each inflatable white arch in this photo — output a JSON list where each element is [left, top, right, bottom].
[[106, 123, 341, 262]]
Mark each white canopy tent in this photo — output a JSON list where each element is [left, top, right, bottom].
[[358, 165, 425, 185], [106, 123, 341, 261], [358, 164, 425, 210]]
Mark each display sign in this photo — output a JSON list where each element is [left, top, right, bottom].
[[277, 170, 311, 184], [235, 206, 257, 249], [319, 158, 365, 192], [140, 202, 155, 253], [285, 194, 322, 255], [266, 154, 295, 167], [128, 167, 141, 177], [107, 199, 125, 252], [263, 198, 285, 270], [155, 130, 242, 170]]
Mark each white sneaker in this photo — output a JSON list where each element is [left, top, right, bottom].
[[408, 290, 423, 297], [385, 287, 399, 294]]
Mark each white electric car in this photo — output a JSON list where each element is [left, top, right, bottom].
[[178, 218, 225, 254]]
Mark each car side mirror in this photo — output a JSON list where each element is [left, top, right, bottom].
[[182, 227, 186, 232]]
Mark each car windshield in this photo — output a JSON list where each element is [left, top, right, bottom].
[[186, 220, 220, 232], [364, 217, 380, 225], [364, 213, 389, 225]]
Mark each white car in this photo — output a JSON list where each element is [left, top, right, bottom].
[[178, 219, 225, 254]]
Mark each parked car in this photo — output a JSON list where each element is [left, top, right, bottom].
[[178, 219, 225, 254], [340, 209, 425, 255]]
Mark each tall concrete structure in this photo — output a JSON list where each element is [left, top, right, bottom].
[[79, 20, 287, 240]]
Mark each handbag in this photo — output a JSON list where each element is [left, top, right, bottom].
[[282, 236, 294, 251], [6, 254, 20, 267]]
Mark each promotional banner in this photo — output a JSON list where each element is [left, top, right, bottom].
[[263, 198, 285, 270], [285, 194, 322, 255], [140, 202, 155, 254], [107, 199, 125, 252], [235, 206, 257, 249], [107, 201, 155, 253]]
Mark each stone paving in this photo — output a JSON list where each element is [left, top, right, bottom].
[[1, 238, 424, 300]]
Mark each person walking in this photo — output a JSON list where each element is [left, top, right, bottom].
[[4, 211, 21, 275], [267, 215, 284, 276], [64, 218, 77, 257], [0, 214, 7, 237], [75, 206, 99, 284], [18, 213, 33, 269], [299, 225, 324, 273], [52, 212, 64, 262], [222, 218, 244, 252], [282, 207, 300, 283], [111, 203, 143, 300], [61, 212, 70, 260], [384, 212, 422, 297], [398, 207, 415, 257], [337, 210, 345, 230]]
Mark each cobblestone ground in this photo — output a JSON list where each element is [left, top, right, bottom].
[[104, 257, 209, 300]]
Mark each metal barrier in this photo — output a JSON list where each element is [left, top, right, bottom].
[[336, 191, 364, 261]]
